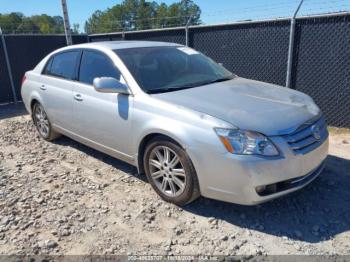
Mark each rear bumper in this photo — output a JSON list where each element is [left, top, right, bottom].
[[189, 135, 329, 205]]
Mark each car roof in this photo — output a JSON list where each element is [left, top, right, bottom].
[[62, 41, 183, 51], [36, 41, 185, 72]]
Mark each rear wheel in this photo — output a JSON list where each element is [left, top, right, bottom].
[[143, 137, 200, 206], [32, 103, 60, 141]]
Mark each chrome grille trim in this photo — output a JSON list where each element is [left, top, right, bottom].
[[283, 115, 328, 155]]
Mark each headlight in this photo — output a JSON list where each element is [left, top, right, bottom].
[[214, 128, 279, 156]]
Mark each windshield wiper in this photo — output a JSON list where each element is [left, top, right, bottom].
[[148, 85, 196, 94], [201, 75, 235, 85], [148, 75, 235, 94]]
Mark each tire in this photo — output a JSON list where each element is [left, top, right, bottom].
[[143, 137, 200, 206], [32, 102, 61, 141]]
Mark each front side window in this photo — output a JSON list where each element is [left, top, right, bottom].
[[115, 46, 234, 94], [46, 51, 80, 80], [78, 50, 121, 85]]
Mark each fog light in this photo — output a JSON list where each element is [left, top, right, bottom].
[[256, 185, 266, 194]]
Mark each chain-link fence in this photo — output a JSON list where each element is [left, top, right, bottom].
[[190, 20, 291, 87], [0, 37, 13, 103], [292, 14, 350, 128], [89, 27, 186, 45], [0, 34, 87, 103]]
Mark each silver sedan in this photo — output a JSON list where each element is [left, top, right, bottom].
[[21, 41, 329, 206]]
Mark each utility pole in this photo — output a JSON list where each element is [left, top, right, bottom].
[[61, 0, 73, 45]]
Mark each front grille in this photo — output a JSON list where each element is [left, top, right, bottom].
[[283, 115, 328, 155]]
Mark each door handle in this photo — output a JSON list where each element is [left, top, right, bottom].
[[74, 94, 83, 102], [40, 85, 47, 90]]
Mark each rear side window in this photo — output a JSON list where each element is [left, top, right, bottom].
[[42, 57, 53, 75], [45, 51, 80, 80], [78, 50, 121, 85]]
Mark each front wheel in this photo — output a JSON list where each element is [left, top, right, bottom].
[[143, 137, 200, 206], [32, 103, 60, 141]]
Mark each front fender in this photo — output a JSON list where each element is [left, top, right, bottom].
[[133, 114, 229, 173], [135, 118, 195, 153], [131, 95, 234, 176]]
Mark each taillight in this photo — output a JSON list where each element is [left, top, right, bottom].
[[21, 75, 27, 87]]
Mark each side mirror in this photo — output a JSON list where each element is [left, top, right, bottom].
[[93, 77, 130, 95]]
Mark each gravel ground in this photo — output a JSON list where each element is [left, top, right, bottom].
[[0, 104, 350, 256]]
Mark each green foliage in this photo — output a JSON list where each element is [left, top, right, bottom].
[[0, 0, 201, 34], [85, 0, 201, 34], [0, 12, 65, 34], [72, 23, 80, 34]]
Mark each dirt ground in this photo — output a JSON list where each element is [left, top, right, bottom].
[[0, 103, 349, 256]]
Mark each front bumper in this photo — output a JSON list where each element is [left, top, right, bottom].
[[189, 135, 329, 205]]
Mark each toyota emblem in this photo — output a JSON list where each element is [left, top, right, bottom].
[[311, 125, 321, 140]]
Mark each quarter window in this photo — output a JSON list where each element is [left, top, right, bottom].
[[45, 51, 80, 80], [42, 57, 53, 75], [78, 50, 121, 85]]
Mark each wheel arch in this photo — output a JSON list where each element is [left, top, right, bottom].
[[137, 130, 202, 203], [29, 96, 43, 119], [28, 91, 44, 115], [137, 132, 185, 175], [30, 98, 40, 110]]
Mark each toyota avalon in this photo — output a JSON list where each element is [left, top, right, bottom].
[[21, 41, 329, 206]]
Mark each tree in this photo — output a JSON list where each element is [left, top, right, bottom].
[[85, 0, 202, 34], [155, 3, 169, 28], [72, 23, 80, 34], [135, 0, 156, 30], [0, 12, 23, 33], [0, 13, 65, 34], [179, 0, 201, 25], [0, 0, 202, 34]]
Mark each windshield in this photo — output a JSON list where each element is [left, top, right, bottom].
[[114, 46, 234, 94]]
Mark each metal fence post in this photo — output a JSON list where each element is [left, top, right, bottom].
[[0, 27, 18, 103], [286, 0, 304, 88], [185, 15, 193, 47]]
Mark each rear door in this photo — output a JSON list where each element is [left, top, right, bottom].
[[72, 49, 133, 160], [41, 50, 81, 130]]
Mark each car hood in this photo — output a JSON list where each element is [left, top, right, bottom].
[[152, 77, 320, 136]]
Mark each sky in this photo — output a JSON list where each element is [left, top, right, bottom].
[[0, 0, 349, 32]]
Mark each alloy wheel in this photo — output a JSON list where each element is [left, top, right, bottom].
[[148, 146, 187, 197], [34, 104, 50, 138]]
